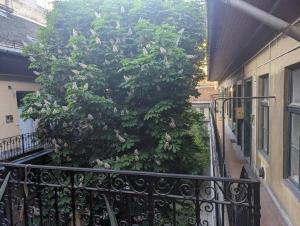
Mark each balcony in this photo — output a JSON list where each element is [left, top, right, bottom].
[[0, 38, 23, 50], [0, 112, 261, 226], [0, 133, 51, 162]]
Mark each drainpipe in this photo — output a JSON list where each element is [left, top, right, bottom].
[[219, 0, 300, 42]]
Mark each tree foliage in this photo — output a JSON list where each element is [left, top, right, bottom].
[[22, 0, 208, 174]]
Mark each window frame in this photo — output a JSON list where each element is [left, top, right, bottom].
[[287, 67, 300, 189], [258, 74, 270, 155]]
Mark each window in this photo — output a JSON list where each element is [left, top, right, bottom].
[[16, 91, 32, 108], [5, 115, 13, 123], [287, 68, 300, 188], [258, 75, 269, 154]]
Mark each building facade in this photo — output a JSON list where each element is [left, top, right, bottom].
[[208, 1, 300, 225], [190, 78, 218, 121], [0, 0, 47, 139]]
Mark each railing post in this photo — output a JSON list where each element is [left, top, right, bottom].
[[54, 188, 59, 225], [70, 171, 76, 226], [8, 177, 13, 225], [195, 180, 201, 226], [221, 100, 226, 176], [147, 177, 154, 226], [21, 134, 25, 154], [37, 169, 44, 226], [253, 182, 261, 226], [23, 168, 29, 226]]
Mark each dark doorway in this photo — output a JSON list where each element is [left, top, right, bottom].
[[236, 84, 243, 146], [243, 79, 252, 157], [232, 85, 237, 129]]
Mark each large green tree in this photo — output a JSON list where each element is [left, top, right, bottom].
[[22, 0, 208, 174]]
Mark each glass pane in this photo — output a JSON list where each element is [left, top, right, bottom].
[[263, 76, 269, 97], [290, 114, 300, 185], [292, 69, 300, 104], [262, 107, 268, 153], [260, 75, 269, 104]]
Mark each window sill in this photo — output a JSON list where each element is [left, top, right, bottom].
[[282, 179, 300, 202], [257, 149, 270, 163]]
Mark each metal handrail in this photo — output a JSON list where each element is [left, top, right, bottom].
[[0, 162, 261, 226], [0, 162, 258, 183]]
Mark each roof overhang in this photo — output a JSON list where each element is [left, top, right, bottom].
[[207, 0, 300, 81]]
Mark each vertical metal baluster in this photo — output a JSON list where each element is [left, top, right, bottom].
[[107, 173, 113, 225], [172, 199, 176, 226], [23, 168, 29, 226], [128, 194, 132, 226], [12, 138, 14, 158], [221, 181, 225, 226], [15, 137, 18, 156], [6, 140, 9, 160], [31, 134, 33, 150], [10, 138, 12, 159], [54, 187, 59, 225], [5, 139, 7, 158], [22, 134, 25, 155], [17, 137, 19, 156], [25, 134, 28, 152], [8, 140, 10, 160], [253, 182, 260, 226], [89, 191, 93, 226], [7, 140, 10, 160], [195, 180, 200, 226], [13, 137, 18, 156], [147, 177, 154, 226], [27, 134, 30, 151], [246, 182, 252, 226], [0, 141, 2, 160], [8, 177, 13, 225], [33, 134, 36, 149], [14, 137, 16, 157], [214, 181, 220, 226], [70, 172, 76, 226], [6, 140, 8, 160], [222, 202, 225, 226], [4, 140, 6, 160], [11, 138, 14, 158], [26, 134, 29, 152], [4, 141, 7, 160], [16, 137, 18, 156], [37, 170, 44, 226], [6, 139, 9, 159]]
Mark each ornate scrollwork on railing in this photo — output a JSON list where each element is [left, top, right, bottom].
[[0, 163, 260, 226]]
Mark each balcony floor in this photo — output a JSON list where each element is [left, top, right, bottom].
[[216, 114, 290, 226]]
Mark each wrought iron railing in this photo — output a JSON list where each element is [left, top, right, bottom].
[[210, 107, 228, 177], [209, 101, 262, 226], [0, 133, 52, 161], [0, 34, 23, 50], [0, 39, 23, 49], [0, 163, 260, 226]]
